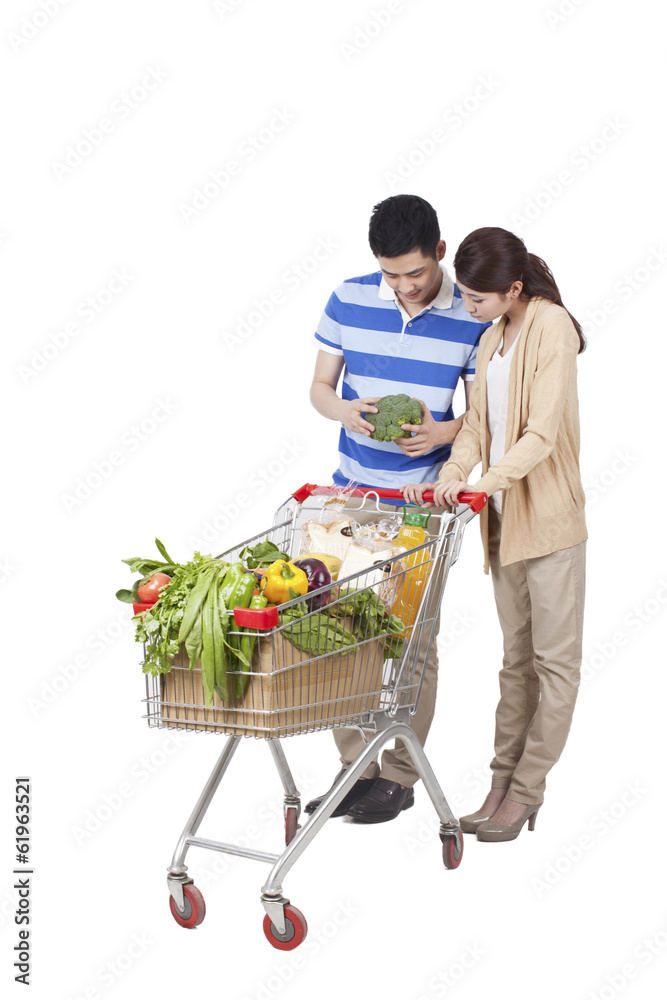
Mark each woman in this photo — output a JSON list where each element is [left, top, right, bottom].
[[403, 227, 587, 842]]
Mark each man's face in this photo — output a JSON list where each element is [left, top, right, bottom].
[[377, 239, 446, 310]]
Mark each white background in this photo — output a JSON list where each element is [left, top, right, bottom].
[[4, 1, 667, 998]]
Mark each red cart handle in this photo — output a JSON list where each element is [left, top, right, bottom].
[[291, 483, 488, 514]]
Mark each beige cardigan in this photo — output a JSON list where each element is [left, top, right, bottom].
[[438, 297, 587, 571]]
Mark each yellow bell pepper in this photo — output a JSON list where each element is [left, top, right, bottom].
[[261, 560, 309, 604]]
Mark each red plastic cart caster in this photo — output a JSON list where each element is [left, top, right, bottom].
[[285, 805, 299, 845], [441, 831, 464, 869], [169, 883, 206, 928], [263, 904, 308, 950]]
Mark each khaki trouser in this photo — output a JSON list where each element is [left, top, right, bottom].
[[488, 507, 586, 806], [333, 619, 440, 786]]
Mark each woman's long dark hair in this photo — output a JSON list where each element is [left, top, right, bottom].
[[454, 227, 585, 353]]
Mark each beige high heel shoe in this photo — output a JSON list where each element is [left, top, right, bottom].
[[458, 808, 497, 834], [459, 788, 509, 833], [475, 804, 541, 842]]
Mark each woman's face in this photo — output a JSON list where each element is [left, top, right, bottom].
[[456, 280, 519, 323]]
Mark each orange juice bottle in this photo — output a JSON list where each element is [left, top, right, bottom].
[[394, 506, 433, 634]]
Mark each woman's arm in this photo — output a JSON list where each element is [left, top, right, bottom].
[[436, 370, 484, 482], [474, 316, 579, 496]]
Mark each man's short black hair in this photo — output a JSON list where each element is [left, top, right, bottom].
[[368, 194, 440, 260]]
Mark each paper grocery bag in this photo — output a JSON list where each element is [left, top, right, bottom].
[[158, 618, 385, 738]]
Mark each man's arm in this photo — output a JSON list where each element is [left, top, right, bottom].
[[394, 379, 474, 457], [310, 350, 380, 437]]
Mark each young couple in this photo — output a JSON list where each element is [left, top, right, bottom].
[[308, 194, 587, 842]]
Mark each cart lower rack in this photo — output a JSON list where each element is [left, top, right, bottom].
[[142, 484, 487, 948]]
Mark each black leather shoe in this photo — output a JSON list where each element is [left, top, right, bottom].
[[304, 769, 377, 818], [346, 778, 414, 823]]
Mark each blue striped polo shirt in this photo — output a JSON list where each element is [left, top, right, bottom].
[[314, 264, 489, 489]]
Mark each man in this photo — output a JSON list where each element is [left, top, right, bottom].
[[307, 194, 489, 823]]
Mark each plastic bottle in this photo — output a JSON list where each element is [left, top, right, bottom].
[[393, 506, 433, 633]]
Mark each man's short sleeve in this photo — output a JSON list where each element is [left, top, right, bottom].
[[462, 321, 491, 381], [314, 288, 344, 356]]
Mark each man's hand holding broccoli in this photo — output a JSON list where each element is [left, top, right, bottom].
[[361, 394, 464, 457], [338, 396, 381, 436]]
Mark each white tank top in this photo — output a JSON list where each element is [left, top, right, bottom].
[[486, 332, 519, 514]]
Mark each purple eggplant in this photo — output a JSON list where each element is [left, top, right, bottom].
[[293, 558, 332, 610]]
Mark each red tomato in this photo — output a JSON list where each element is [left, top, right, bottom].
[[137, 572, 172, 604]]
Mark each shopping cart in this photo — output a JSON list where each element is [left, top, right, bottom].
[[143, 483, 487, 949]]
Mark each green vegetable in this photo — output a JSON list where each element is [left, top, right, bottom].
[[235, 591, 268, 700], [116, 539, 180, 603], [225, 572, 257, 694], [218, 564, 247, 607], [364, 393, 422, 442], [333, 587, 405, 659], [202, 565, 226, 704], [133, 552, 220, 675], [280, 602, 356, 656], [178, 562, 222, 648], [122, 540, 256, 703], [238, 538, 290, 569]]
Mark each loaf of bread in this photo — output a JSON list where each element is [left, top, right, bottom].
[[303, 517, 357, 560]]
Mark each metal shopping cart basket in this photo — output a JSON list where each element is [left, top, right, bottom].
[[142, 483, 487, 949]]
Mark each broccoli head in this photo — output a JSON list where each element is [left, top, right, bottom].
[[364, 394, 422, 442]]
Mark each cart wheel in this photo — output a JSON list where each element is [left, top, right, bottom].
[[441, 831, 464, 870], [285, 806, 299, 845], [263, 905, 308, 950], [169, 884, 206, 928]]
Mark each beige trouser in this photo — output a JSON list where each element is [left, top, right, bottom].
[[334, 497, 444, 787], [488, 507, 586, 806], [333, 620, 440, 786]]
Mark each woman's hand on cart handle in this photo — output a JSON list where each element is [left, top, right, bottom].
[[401, 481, 484, 509], [434, 480, 475, 507]]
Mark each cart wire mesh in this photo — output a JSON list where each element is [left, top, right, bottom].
[[143, 492, 462, 738]]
